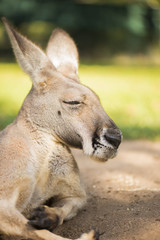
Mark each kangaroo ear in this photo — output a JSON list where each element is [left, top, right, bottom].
[[2, 17, 51, 84], [46, 28, 79, 82]]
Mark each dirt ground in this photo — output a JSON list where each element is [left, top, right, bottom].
[[54, 140, 160, 240]]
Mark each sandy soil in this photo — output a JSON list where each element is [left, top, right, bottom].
[[54, 140, 160, 240]]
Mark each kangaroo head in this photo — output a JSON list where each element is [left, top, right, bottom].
[[3, 18, 122, 162]]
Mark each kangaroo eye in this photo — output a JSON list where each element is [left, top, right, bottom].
[[63, 101, 81, 105]]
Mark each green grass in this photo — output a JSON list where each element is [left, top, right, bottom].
[[0, 63, 160, 140]]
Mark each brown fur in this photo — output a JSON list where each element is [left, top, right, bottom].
[[0, 18, 122, 240]]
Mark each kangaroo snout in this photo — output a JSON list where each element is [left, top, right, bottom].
[[90, 124, 122, 162], [104, 128, 122, 149]]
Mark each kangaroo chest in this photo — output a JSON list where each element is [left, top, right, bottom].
[[23, 142, 75, 216]]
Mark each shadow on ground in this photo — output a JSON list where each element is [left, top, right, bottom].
[[55, 192, 160, 240], [54, 141, 160, 240]]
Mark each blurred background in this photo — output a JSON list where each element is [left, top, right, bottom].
[[0, 0, 160, 140]]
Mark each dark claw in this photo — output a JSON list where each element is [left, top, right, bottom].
[[29, 218, 54, 230], [28, 215, 60, 232], [93, 230, 100, 240], [90, 228, 100, 240], [29, 211, 46, 220], [99, 231, 105, 236], [29, 206, 46, 219], [28, 205, 60, 231]]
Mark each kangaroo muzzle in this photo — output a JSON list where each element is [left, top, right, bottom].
[[91, 126, 122, 162], [104, 128, 122, 149]]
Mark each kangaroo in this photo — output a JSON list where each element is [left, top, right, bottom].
[[0, 18, 122, 240]]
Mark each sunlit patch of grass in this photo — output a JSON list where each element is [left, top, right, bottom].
[[0, 63, 31, 129], [0, 63, 160, 140]]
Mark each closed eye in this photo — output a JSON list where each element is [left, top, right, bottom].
[[63, 100, 81, 105]]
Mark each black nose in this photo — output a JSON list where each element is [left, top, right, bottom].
[[104, 128, 122, 148]]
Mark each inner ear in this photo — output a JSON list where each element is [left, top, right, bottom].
[[46, 28, 79, 82], [57, 63, 79, 82]]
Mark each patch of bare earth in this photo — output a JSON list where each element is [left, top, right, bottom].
[[54, 140, 160, 240]]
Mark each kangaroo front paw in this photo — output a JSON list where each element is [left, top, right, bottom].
[[28, 206, 60, 231], [78, 230, 99, 240]]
